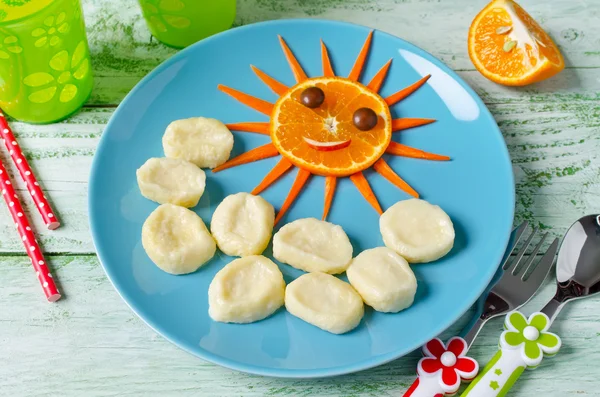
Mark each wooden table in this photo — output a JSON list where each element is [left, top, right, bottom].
[[1, 0, 599, 395]]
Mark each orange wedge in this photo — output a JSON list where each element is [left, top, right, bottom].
[[468, 0, 564, 86], [270, 76, 392, 177]]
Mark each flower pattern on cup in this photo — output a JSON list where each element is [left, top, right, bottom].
[[22, 41, 90, 104], [31, 12, 70, 47], [500, 311, 561, 368], [417, 337, 479, 395], [141, 0, 191, 33], [0, 36, 23, 60]]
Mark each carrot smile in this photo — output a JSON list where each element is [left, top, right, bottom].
[[303, 137, 351, 151]]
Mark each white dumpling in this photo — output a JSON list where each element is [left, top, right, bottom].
[[272, 218, 353, 274], [210, 193, 275, 257], [285, 272, 364, 334], [380, 199, 455, 263], [136, 157, 206, 207], [142, 204, 216, 274], [208, 255, 285, 323], [347, 247, 417, 313], [163, 117, 234, 168]]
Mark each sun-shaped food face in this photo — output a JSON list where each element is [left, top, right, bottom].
[[271, 77, 392, 176], [214, 32, 450, 224]]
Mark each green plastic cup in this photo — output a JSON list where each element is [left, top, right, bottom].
[[138, 0, 236, 48], [0, 0, 93, 124]]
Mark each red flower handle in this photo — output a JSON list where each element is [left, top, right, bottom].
[[403, 337, 479, 397]]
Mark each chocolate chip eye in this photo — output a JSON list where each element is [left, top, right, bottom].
[[353, 108, 378, 131], [300, 86, 325, 108]]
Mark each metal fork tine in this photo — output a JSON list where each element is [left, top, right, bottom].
[[499, 221, 529, 269], [520, 233, 549, 279], [506, 227, 537, 272], [524, 238, 559, 286]]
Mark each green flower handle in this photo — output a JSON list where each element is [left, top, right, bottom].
[[460, 311, 561, 397]]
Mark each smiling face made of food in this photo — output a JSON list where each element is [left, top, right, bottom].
[[214, 32, 449, 224]]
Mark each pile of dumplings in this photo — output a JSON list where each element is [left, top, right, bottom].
[[137, 117, 456, 335]]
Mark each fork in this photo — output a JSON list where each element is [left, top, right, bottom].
[[403, 224, 559, 397], [462, 226, 558, 347]]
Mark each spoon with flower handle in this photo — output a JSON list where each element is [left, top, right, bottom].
[[461, 214, 600, 397]]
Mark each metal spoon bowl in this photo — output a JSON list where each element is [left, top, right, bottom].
[[541, 214, 600, 322]]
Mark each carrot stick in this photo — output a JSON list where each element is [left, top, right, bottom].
[[373, 159, 419, 198], [322, 176, 337, 220], [320, 39, 335, 77], [349, 172, 383, 214], [348, 30, 373, 81], [275, 168, 311, 224], [367, 59, 392, 93], [392, 118, 436, 132], [218, 85, 274, 115], [385, 74, 431, 106], [250, 65, 289, 96], [386, 141, 450, 161], [278, 36, 308, 83], [212, 144, 280, 173], [251, 158, 294, 195], [226, 122, 270, 135]]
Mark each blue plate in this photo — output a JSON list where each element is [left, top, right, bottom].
[[89, 19, 514, 378]]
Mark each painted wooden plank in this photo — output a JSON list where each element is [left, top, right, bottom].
[[0, 102, 597, 254], [88, 69, 600, 108], [0, 254, 599, 396], [79, 0, 600, 105]]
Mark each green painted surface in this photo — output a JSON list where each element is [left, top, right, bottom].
[[0, 0, 599, 395]]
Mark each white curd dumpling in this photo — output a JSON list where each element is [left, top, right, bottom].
[[163, 117, 234, 168], [272, 218, 353, 274], [136, 157, 206, 207], [210, 193, 274, 257], [285, 272, 364, 334], [208, 255, 285, 323], [347, 247, 417, 313], [142, 204, 216, 274], [380, 199, 455, 263]]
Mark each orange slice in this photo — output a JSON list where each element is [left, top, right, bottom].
[[270, 77, 392, 177], [468, 0, 564, 86]]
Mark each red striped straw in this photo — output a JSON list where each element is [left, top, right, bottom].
[[0, 112, 60, 230], [0, 159, 60, 302]]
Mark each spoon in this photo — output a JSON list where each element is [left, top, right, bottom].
[[461, 214, 600, 397], [540, 214, 600, 321]]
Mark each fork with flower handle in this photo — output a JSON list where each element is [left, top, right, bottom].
[[403, 223, 559, 397]]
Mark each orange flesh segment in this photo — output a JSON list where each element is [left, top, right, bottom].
[[468, 0, 564, 86], [251, 157, 294, 195], [320, 40, 335, 77], [385, 75, 431, 106], [322, 176, 337, 220], [392, 118, 436, 132], [218, 85, 274, 116], [226, 122, 269, 135], [271, 77, 392, 177], [250, 65, 289, 96], [348, 31, 373, 81], [367, 59, 392, 93], [349, 172, 383, 214], [278, 36, 308, 83], [212, 144, 280, 173], [373, 158, 419, 198], [386, 141, 450, 161], [275, 168, 311, 224]]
